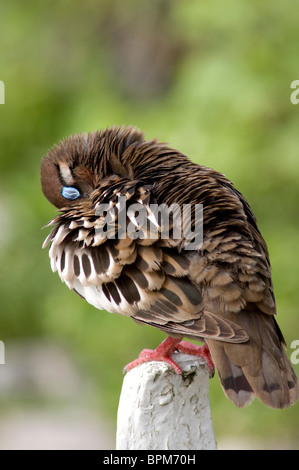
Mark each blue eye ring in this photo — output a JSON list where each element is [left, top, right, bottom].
[[61, 186, 81, 200]]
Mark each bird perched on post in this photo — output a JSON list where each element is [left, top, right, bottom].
[[41, 126, 298, 409]]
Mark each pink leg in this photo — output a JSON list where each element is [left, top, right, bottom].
[[124, 337, 182, 374], [124, 336, 215, 376]]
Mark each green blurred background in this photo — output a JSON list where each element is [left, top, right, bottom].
[[0, 0, 298, 449]]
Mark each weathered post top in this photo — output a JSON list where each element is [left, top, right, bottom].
[[116, 352, 217, 450]]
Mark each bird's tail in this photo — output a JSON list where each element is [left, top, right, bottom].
[[206, 313, 299, 408]]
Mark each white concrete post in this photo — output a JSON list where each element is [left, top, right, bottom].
[[116, 352, 217, 450]]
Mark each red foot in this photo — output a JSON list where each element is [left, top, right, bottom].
[[176, 341, 215, 377], [124, 336, 215, 377]]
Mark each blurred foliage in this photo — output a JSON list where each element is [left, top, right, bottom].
[[0, 0, 299, 449]]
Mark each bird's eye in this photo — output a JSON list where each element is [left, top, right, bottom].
[[61, 186, 81, 200]]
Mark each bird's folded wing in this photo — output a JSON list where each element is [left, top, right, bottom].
[[43, 178, 261, 344]]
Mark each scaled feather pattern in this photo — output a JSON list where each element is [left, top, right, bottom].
[[41, 126, 298, 408]]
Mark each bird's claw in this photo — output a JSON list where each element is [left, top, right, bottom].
[[123, 337, 215, 377]]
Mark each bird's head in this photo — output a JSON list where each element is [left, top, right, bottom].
[[40, 126, 145, 210]]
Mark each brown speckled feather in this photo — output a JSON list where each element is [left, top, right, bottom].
[[41, 126, 298, 408]]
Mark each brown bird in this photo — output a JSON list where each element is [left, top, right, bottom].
[[41, 125, 298, 408]]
